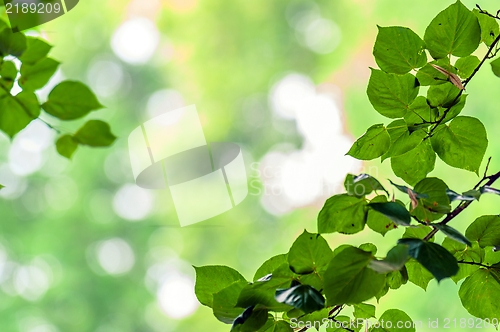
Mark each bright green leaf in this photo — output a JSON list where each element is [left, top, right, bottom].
[[442, 238, 484, 283], [373, 26, 427, 74], [404, 96, 436, 126], [473, 8, 500, 46], [19, 57, 60, 91], [416, 58, 456, 86], [382, 120, 426, 161], [19, 37, 52, 64], [459, 269, 500, 321], [491, 57, 500, 78], [465, 215, 500, 248], [431, 116, 488, 174], [194, 265, 247, 308], [56, 135, 79, 159], [366, 196, 397, 236], [370, 309, 415, 332], [455, 55, 480, 78], [42, 81, 103, 120], [254, 254, 288, 282], [347, 124, 391, 160], [213, 281, 248, 324], [391, 140, 436, 186], [424, 1, 481, 59], [0, 95, 36, 138], [411, 177, 451, 222], [353, 303, 376, 319], [427, 82, 461, 108], [367, 69, 419, 118], [288, 230, 332, 275], [405, 259, 434, 290]]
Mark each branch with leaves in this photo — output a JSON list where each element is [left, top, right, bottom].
[[193, 2, 500, 331]]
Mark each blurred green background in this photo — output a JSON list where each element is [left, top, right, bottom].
[[1, 0, 500, 331]]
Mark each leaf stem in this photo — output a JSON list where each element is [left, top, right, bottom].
[[457, 260, 490, 268]]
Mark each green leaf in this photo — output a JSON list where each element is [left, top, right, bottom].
[[74, 120, 116, 147], [424, 1, 481, 59], [398, 238, 459, 282], [0, 60, 17, 90], [359, 243, 377, 255], [0, 95, 36, 138], [465, 215, 500, 248], [288, 231, 332, 275], [459, 269, 500, 321], [441, 94, 467, 123], [366, 196, 397, 236], [231, 307, 269, 332], [402, 225, 434, 241], [369, 309, 415, 332], [427, 82, 461, 108], [254, 254, 288, 282], [15, 91, 40, 118], [42, 81, 103, 120], [213, 281, 248, 323], [416, 58, 456, 86], [324, 246, 385, 305], [367, 69, 419, 118], [318, 194, 367, 234], [368, 202, 411, 226], [434, 224, 471, 246], [382, 120, 426, 161], [387, 267, 409, 290], [455, 55, 480, 78], [403, 96, 436, 126], [275, 284, 324, 314], [369, 244, 410, 273], [347, 124, 390, 160], [0, 28, 27, 56], [391, 140, 436, 186], [19, 57, 60, 91], [442, 238, 484, 283], [373, 26, 427, 74], [353, 303, 376, 319], [411, 177, 451, 222], [236, 266, 294, 311], [19, 37, 52, 64], [194, 265, 247, 307], [344, 173, 387, 198], [473, 8, 500, 46], [491, 57, 500, 78], [262, 320, 293, 332], [405, 259, 434, 290], [431, 116, 488, 174], [56, 135, 79, 159]]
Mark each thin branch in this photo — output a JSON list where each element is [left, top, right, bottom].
[[458, 260, 490, 269], [476, 4, 500, 20], [424, 168, 500, 241], [37, 118, 61, 134]]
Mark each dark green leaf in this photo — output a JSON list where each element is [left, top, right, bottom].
[[465, 215, 500, 248], [42, 81, 103, 120], [391, 140, 436, 186], [473, 8, 500, 46], [213, 281, 248, 323], [19, 57, 60, 91], [387, 267, 409, 290], [398, 238, 459, 281], [368, 202, 411, 226], [369, 309, 415, 332], [366, 196, 397, 236], [431, 116, 488, 174], [318, 194, 367, 234], [19, 37, 52, 64], [424, 1, 481, 59], [373, 26, 427, 74], [455, 55, 480, 78], [344, 173, 387, 197], [459, 269, 500, 321], [231, 307, 269, 332], [367, 69, 419, 118], [369, 244, 410, 273], [0, 28, 27, 56], [440, 94, 467, 124], [288, 231, 332, 274], [411, 177, 451, 222], [347, 124, 390, 160], [275, 284, 324, 314], [56, 135, 78, 159], [434, 224, 471, 246], [74, 120, 116, 147], [324, 246, 385, 305], [194, 265, 247, 307], [353, 303, 376, 319]]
